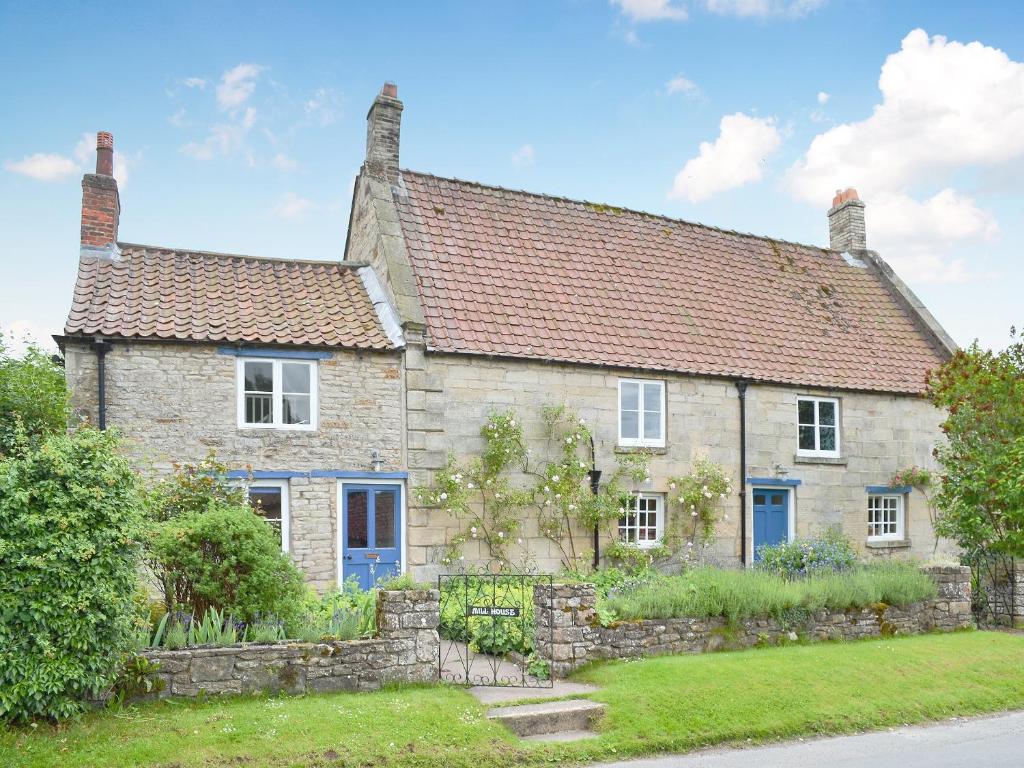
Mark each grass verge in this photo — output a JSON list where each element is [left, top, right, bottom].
[[3, 632, 1023, 767]]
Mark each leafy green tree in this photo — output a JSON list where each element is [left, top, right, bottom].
[[0, 428, 143, 722], [0, 334, 69, 458], [927, 330, 1024, 558]]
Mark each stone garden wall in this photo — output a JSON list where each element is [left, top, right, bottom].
[[534, 566, 973, 678], [141, 590, 439, 698]]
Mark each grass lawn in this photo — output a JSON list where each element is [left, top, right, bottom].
[[3, 631, 1024, 768]]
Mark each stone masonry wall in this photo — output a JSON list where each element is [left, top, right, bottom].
[[63, 339, 405, 592], [141, 590, 439, 698], [405, 351, 954, 582], [534, 566, 973, 677]]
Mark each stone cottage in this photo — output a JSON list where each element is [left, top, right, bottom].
[[59, 84, 958, 588]]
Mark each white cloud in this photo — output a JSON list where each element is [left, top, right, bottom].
[[511, 144, 535, 168], [704, 0, 825, 17], [271, 153, 298, 172], [4, 153, 78, 181], [272, 192, 315, 219], [184, 77, 207, 90], [670, 113, 781, 203], [168, 108, 188, 128], [666, 74, 699, 95], [817, 91, 830, 105], [182, 107, 257, 160], [788, 29, 1024, 280], [216, 63, 262, 111], [1, 320, 57, 356], [304, 87, 342, 126], [612, 0, 688, 22]]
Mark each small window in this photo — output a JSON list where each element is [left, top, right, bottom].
[[247, 481, 290, 552], [868, 494, 903, 541], [619, 379, 665, 448], [237, 358, 318, 430], [797, 396, 840, 457], [618, 494, 665, 548]]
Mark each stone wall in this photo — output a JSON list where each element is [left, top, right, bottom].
[[534, 566, 973, 677], [976, 558, 1024, 626], [405, 351, 954, 581], [140, 590, 439, 698], [63, 339, 405, 592]]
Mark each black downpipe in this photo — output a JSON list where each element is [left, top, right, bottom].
[[93, 340, 112, 430], [587, 435, 602, 569], [735, 380, 749, 566]]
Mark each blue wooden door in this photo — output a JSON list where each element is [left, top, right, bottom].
[[752, 489, 789, 560], [342, 485, 401, 590]]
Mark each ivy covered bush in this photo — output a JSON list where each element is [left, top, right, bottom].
[[756, 528, 858, 577], [0, 428, 143, 722]]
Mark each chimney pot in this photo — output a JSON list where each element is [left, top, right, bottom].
[[828, 187, 866, 251], [381, 82, 398, 99], [95, 131, 114, 176]]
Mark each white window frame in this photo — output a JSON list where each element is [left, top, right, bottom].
[[796, 395, 840, 458], [618, 378, 666, 448], [236, 357, 318, 431], [618, 493, 665, 548], [245, 480, 291, 553], [867, 494, 904, 542]]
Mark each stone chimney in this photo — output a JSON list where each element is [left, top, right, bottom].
[[827, 187, 866, 251], [365, 82, 403, 183], [80, 131, 120, 254]]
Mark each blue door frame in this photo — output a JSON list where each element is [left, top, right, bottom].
[[752, 488, 790, 561], [341, 484, 402, 590]]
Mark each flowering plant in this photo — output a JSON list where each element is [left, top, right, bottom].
[[756, 528, 857, 577], [667, 458, 733, 551], [890, 466, 933, 489]]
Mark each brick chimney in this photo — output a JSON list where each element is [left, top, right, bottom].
[[364, 82, 403, 183], [827, 187, 866, 251], [80, 131, 120, 255]]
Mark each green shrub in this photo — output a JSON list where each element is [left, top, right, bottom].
[[602, 563, 937, 623], [439, 576, 535, 656], [0, 339, 69, 458], [756, 528, 858, 577], [149, 501, 306, 625], [0, 428, 143, 722], [288, 580, 377, 641]]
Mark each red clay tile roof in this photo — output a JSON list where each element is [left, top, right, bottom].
[[64, 244, 392, 349], [394, 171, 948, 394]]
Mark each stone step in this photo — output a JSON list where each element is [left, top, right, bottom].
[[469, 681, 600, 705], [522, 729, 600, 742], [487, 699, 606, 738]]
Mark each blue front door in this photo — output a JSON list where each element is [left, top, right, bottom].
[[342, 485, 402, 590], [752, 488, 789, 560]]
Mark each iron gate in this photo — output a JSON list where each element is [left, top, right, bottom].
[[966, 552, 1018, 627], [438, 573, 553, 688]]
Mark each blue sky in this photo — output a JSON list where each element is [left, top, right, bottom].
[[2, 0, 1022, 355]]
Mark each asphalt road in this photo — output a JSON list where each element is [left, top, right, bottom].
[[597, 711, 1024, 768]]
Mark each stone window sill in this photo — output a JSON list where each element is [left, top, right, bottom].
[[614, 446, 668, 456], [866, 539, 911, 550], [793, 454, 848, 466]]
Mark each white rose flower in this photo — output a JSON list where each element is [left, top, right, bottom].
[[552, 475, 560, 482], [467, 482, 474, 489], [439, 492, 448, 501]]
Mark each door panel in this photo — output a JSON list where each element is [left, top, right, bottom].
[[752, 489, 789, 561], [342, 485, 402, 590]]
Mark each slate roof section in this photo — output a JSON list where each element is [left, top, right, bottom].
[[64, 244, 393, 350], [394, 171, 948, 394]]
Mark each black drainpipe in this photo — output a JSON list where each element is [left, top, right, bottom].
[[735, 380, 749, 566], [587, 435, 602, 569], [93, 339, 112, 430]]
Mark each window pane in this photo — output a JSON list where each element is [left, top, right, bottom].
[[643, 409, 661, 440], [818, 400, 836, 426], [244, 362, 273, 392], [754, 494, 766, 505], [246, 393, 273, 424], [283, 394, 311, 425], [643, 383, 662, 411], [621, 410, 639, 440], [374, 491, 396, 548], [771, 494, 783, 506], [347, 491, 368, 549], [798, 399, 815, 424], [250, 488, 282, 540], [819, 426, 836, 451], [798, 425, 816, 450], [621, 382, 639, 411], [282, 363, 310, 394]]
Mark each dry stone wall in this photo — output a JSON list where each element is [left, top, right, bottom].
[[140, 590, 439, 698], [534, 566, 973, 678]]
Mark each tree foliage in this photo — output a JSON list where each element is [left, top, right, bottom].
[[927, 331, 1024, 558], [0, 428, 143, 722], [0, 335, 69, 458]]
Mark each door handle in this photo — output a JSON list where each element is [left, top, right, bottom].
[[345, 555, 353, 561]]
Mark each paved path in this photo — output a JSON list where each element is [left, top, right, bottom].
[[597, 711, 1024, 768]]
